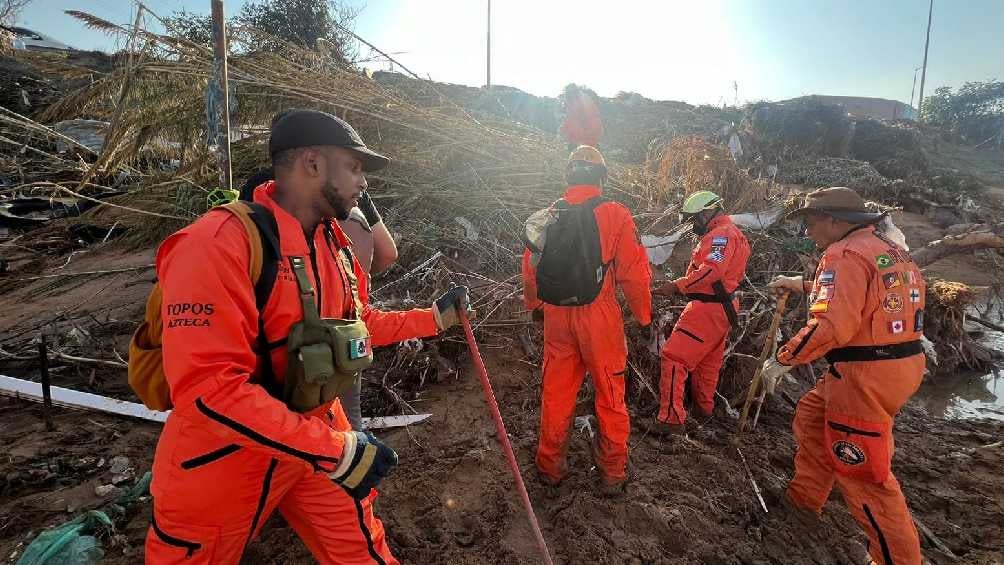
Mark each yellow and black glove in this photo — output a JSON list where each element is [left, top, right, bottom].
[[329, 431, 398, 500], [432, 286, 472, 331]]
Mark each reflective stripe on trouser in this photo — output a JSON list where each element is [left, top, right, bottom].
[[658, 301, 730, 425], [146, 402, 397, 565], [786, 355, 924, 565], [536, 299, 629, 483]]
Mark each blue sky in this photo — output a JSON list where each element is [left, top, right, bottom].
[[16, 1, 1004, 107]]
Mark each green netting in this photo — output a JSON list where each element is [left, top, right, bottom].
[[17, 472, 152, 565]]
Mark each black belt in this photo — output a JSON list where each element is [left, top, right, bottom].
[[685, 293, 730, 303], [686, 280, 739, 327], [825, 341, 924, 363]]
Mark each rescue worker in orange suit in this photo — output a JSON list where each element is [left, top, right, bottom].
[[241, 168, 399, 431], [558, 84, 603, 150], [146, 109, 469, 564], [522, 145, 651, 495], [767, 187, 925, 565], [652, 191, 750, 434], [337, 193, 398, 430]]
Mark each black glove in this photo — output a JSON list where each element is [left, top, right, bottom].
[[357, 191, 382, 227], [433, 286, 471, 330], [330, 431, 398, 500], [532, 308, 544, 323]]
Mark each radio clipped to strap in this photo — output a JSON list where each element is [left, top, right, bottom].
[[283, 255, 373, 413]]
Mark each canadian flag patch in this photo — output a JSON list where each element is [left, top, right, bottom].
[[889, 320, 905, 334]]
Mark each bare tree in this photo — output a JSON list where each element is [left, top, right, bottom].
[[1, 0, 33, 26]]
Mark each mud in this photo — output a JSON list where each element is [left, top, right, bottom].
[[2, 342, 1003, 564], [1, 249, 1003, 564]]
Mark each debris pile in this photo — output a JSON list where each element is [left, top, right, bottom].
[[742, 97, 853, 160], [777, 156, 888, 194], [1, 11, 1003, 565], [1, 10, 1001, 416], [923, 280, 1001, 375]]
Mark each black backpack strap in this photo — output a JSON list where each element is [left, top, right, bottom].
[[246, 202, 280, 311], [245, 202, 282, 399], [582, 196, 607, 211], [580, 196, 610, 270]]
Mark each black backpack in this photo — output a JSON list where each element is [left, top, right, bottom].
[[535, 197, 608, 306]]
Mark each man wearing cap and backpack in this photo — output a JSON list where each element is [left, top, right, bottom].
[[522, 145, 651, 496], [134, 109, 468, 564], [651, 191, 750, 436], [239, 165, 399, 431], [766, 187, 926, 565]]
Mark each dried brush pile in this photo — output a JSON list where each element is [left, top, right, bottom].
[[924, 280, 998, 375]]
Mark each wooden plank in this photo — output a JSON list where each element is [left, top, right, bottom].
[[0, 375, 430, 429]]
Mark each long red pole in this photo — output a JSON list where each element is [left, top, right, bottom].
[[459, 311, 554, 565]]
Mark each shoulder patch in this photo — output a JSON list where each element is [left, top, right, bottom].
[[712, 236, 728, 246], [809, 301, 829, 314], [875, 253, 895, 269], [883, 292, 904, 313], [816, 284, 834, 301], [882, 272, 902, 290]]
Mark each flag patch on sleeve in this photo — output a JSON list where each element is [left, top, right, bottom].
[[882, 273, 902, 289]]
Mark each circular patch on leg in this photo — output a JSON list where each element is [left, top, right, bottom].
[[832, 440, 866, 466]]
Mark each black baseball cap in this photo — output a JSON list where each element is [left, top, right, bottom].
[[268, 109, 389, 172]]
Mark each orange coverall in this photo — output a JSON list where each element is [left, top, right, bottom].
[[559, 92, 603, 148], [778, 227, 926, 565], [146, 182, 439, 564], [523, 184, 652, 484], [659, 215, 750, 425]]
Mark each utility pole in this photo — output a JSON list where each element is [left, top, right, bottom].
[[486, 0, 491, 88], [211, 0, 233, 193], [910, 66, 922, 110], [917, 0, 934, 118]]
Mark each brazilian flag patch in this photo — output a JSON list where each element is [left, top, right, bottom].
[[875, 254, 894, 269]]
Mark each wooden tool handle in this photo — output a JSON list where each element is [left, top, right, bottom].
[[738, 292, 790, 435]]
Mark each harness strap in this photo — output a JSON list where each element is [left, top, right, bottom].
[[323, 224, 366, 321], [289, 257, 327, 344]]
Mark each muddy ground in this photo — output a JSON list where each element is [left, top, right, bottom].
[[1, 241, 1003, 564]]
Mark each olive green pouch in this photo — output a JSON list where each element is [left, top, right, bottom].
[[283, 254, 373, 413], [331, 319, 373, 372]]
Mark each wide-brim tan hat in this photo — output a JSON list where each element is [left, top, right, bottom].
[[789, 187, 886, 224]]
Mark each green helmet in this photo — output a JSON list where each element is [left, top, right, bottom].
[[681, 191, 724, 214]]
